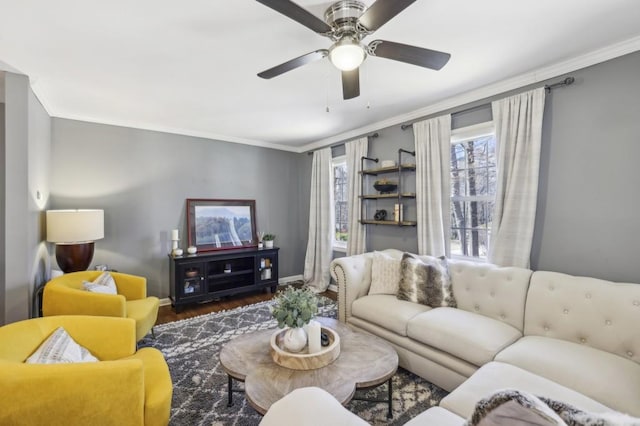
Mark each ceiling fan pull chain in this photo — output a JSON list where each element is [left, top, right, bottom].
[[326, 68, 331, 113]]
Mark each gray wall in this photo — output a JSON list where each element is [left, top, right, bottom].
[[27, 88, 52, 316], [3, 72, 29, 323], [531, 51, 640, 282], [312, 50, 640, 284], [0, 101, 5, 322], [1, 72, 51, 324], [51, 120, 307, 298]]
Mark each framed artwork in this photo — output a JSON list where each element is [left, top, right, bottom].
[[187, 199, 257, 252]]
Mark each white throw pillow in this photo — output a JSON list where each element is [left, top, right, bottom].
[[26, 327, 98, 364], [83, 271, 117, 294], [368, 251, 401, 295]]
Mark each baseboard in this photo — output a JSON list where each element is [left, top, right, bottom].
[[159, 297, 172, 307], [328, 284, 337, 293], [279, 274, 303, 285]]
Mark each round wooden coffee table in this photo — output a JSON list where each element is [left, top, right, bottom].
[[219, 317, 398, 416]]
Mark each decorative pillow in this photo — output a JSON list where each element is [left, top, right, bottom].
[[418, 254, 456, 308], [397, 253, 429, 304], [466, 389, 640, 426], [397, 253, 456, 307], [26, 327, 98, 364], [83, 271, 117, 294], [466, 389, 566, 426], [368, 251, 401, 295]]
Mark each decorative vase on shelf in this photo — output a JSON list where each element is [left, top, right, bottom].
[[264, 240, 274, 249], [283, 327, 307, 353]]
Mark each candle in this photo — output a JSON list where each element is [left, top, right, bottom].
[[171, 229, 179, 240], [307, 320, 321, 354]]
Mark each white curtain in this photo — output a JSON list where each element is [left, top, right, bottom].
[[303, 148, 334, 292], [345, 137, 368, 256], [489, 87, 546, 267], [413, 114, 452, 256]]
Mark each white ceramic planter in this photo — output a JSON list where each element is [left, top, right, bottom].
[[264, 240, 274, 249], [283, 327, 307, 353]]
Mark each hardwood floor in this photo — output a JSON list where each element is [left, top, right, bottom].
[[157, 286, 337, 325]]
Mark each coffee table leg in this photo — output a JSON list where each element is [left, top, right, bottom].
[[387, 377, 393, 419], [227, 375, 233, 407]]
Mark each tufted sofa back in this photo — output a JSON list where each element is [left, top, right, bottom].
[[525, 271, 640, 364], [447, 259, 533, 331]]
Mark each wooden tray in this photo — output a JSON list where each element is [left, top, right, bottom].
[[270, 326, 340, 370]]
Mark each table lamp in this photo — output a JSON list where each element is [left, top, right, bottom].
[[46, 209, 104, 273]]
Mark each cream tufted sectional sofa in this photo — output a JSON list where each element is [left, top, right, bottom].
[[326, 249, 640, 424]]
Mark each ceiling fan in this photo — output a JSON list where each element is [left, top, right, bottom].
[[255, 0, 451, 100]]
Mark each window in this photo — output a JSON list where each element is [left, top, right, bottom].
[[332, 156, 348, 251], [450, 123, 496, 260]]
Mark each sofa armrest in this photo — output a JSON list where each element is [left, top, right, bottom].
[[0, 359, 145, 425], [330, 253, 373, 322], [43, 284, 127, 318], [55, 316, 138, 360], [112, 272, 148, 300], [260, 387, 369, 426]]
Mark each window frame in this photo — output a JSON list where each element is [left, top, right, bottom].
[[331, 155, 348, 252], [449, 121, 496, 263]]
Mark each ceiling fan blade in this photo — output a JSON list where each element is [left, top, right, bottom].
[[258, 50, 328, 79], [256, 0, 332, 34], [358, 0, 417, 31], [342, 69, 360, 100], [368, 40, 451, 70]]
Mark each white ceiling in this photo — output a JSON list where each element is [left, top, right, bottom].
[[1, 1, 639, 152]]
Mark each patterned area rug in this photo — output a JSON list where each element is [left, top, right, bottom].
[[139, 297, 447, 425]]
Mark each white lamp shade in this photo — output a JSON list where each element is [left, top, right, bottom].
[[46, 209, 104, 243]]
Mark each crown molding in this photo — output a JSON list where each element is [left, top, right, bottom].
[[299, 35, 640, 153], [20, 35, 640, 154], [47, 111, 301, 153]]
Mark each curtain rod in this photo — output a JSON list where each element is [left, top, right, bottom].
[[400, 76, 575, 130], [306, 132, 379, 155]]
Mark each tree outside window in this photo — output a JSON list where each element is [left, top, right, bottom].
[[332, 157, 348, 250], [450, 133, 496, 259]]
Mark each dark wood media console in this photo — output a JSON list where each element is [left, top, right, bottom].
[[169, 247, 279, 312]]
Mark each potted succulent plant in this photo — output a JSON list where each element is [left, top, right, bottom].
[[271, 286, 318, 352], [263, 233, 276, 249]]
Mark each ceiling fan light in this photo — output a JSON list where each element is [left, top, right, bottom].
[[329, 39, 365, 71]]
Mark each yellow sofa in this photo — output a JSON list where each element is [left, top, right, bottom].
[[0, 315, 172, 426], [43, 271, 159, 342]]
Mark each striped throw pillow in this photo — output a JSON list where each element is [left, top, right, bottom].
[[26, 327, 98, 364]]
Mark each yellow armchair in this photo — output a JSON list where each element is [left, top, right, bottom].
[[0, 315, 172, 426], [43, 271, 159, 342]]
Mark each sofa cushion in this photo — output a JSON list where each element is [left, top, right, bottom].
[[524, 271, 640, 365], [404, 406, 465, 426], [495, 335, 640, 416], [448, 259, 531, 331], [407, 308, 521, 366], [351, 294, 431, 336], [440, 362, 614, 419], [368, 251, 401, 295]]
